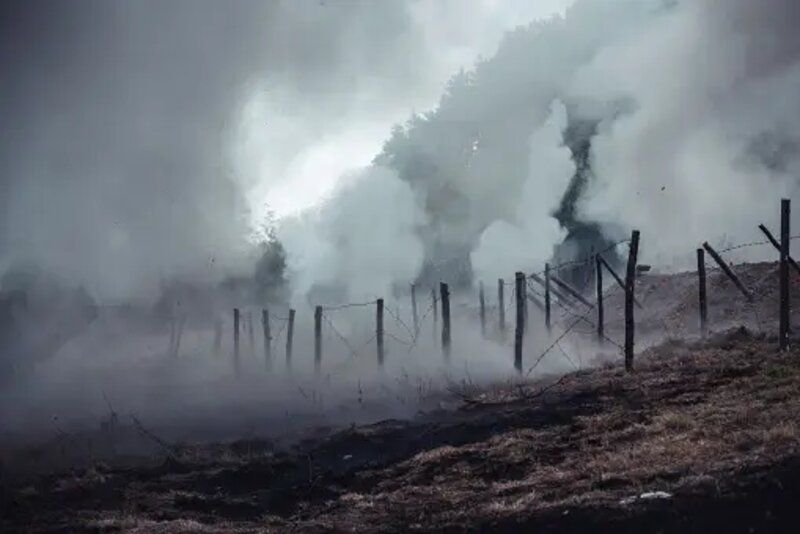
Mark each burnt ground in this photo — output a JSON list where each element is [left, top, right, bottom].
[[3, 261, 800, 532], [3, 326, 800, 533]]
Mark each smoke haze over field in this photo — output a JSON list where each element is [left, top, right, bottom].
[[3, 0, 800, 469], [2, 0, 800, 303]]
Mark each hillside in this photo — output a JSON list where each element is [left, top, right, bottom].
[[3, 261, 800, 532]]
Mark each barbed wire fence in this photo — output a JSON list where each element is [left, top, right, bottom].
[[216, 202, 798, 396]]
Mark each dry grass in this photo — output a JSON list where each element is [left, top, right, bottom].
[[5, 328, 800, 532]]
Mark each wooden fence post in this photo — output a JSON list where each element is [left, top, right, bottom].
[[498, 278, 506, 335], [247, 311, 255, 356], [377, 298, 385, 366], [527, 292, 545, 312], [596, 255, 604, 342], [314, 306, 322, 375], [286, 309, 295, 370], [780, 198, 791, 350], [759, 223, 800, 275], [530, 272, 576, 308], [597, 255, 644, 309], [697, 248, 708, 338], [523, 278, 529, 327], [440, 282, 451, 360], [545, 264, 551, 332], [411, 284, 419, 337], [625, 230, 640, 372], [551, 275, 594, 307], [702, 242, 754, 302], [233, 308, 240, 375], [514, 272, 525, 373], [479, 281, 486, 338], [262, 309, 272, 368]]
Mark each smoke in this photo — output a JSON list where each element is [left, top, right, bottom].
[[571, 0, 800, 268], [1, 0, 567, 301], [470, 101, 573, 282], [277, 166, 427, 304]]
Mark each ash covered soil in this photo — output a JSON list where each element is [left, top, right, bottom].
[[4, 262, 800, 532]]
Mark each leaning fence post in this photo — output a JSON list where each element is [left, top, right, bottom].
[[702, 242, 754, 302], [411, 284, 419, 337], [545, 264, 552, 332], [314, 306, 322, 375], [759, 223, 800, 275], [479, 281, 486, 338], [262, 309, 272, 368], [598, 255, 643, 308], [285, 309, 295, 370], [233, 308, 241, 375], [498, 278, 506, 335], [697, 249, 708, 338], [625, 230, 640, 372], [377, 298, 385, 366], [780, 198, 791, 350], [514, 272, 525, 373], [551, 275, 594, 308], [440, 282, 451, 360], [596, 255, 604, 342]]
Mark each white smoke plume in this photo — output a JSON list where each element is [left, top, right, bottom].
[[470, 101, 573, 283], [277, 166, 427, 304], [571, 0, 800, 268]]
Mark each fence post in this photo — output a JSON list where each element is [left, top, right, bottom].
[[514, 272, 525, 373], [702, 242, 754, 302], [625, 230, 640, 372], [598, 255, 643, 308], [440, 282, 451, 360], [377, 298, 385, 366], [697, 249, 708, 338], [432, 288, 438, 343], [233, 308, 240, 375], [523, 278, 529, 327], [759, 223, 800, 275], [314, 306, 322, 375], [247, 311, 255, 356], [411, 284, 419, 337], [498, 278, 506, 335], [545, 264, 551, 332], [286, 309, 295, 370], [551, 275, 594, 308], [479, 281, 486, 338], [530, 272, 576, 308], [262, 309, 272, 368], [780, 198, 791, 350], [596, 255, 604, 342]]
